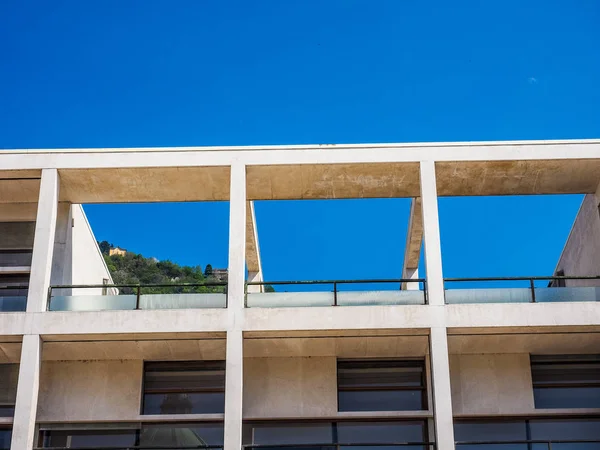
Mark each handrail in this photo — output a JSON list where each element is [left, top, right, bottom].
[[445, 275, 600, 282], [245, 278, 428, 306], [456, 439, 600, 444], [247, 278, 426, 285], [50, 282, 227, 289], [0, 285, 28, 290], [35, 447, 224, 450], [243, 443, 436, 448]]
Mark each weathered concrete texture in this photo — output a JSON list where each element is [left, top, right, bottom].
[[0, 179, 40, 204], [450, 353, 534, 415], [42, 339, 226, 361], [0, 222, 35, 249], [0, 342, 21, 362], [448, 333, 600, 354], [37, 360, 142, 421], [59, 166, 231, 203], [429, 328, 455, 450], [244, 336, 428, 358], [436, 159, 600, 196], [243, 357, 337, 418], [554, 194, 600, 286], [246, 163, 422, 200]]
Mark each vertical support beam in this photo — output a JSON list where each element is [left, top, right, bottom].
[[10, 335, 42, 450], [419, 162, 445, 305], [246, 201, 264, 293], [224, 163, 246, 450], [224, 330, 243, 450], [402, 197, 423, 290], [429, 327, 455, 450], [50, 203, 73, 287], [27, 169, 59, 313]]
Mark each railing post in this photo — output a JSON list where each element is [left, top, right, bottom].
[[333, 282, 338, 306], [46, 286, 52, 311], [136, 285, 141, 310], [547, 441, 552, 450], [530, 278, 536, 303]]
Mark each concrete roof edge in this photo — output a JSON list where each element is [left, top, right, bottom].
[[1, 138, 600, 155]]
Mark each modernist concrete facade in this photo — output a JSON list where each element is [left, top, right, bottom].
[[0, 139, 600, 450]]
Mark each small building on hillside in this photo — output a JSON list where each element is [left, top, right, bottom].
[[211, 268, 228, 282], [109, 246, 127, 256]]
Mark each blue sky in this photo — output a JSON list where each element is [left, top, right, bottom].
[[1, 1, 599, 283]]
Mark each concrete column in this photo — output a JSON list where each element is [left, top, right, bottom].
[[50, 203, 73, 287], [27, 169, 60, 312], [429, 327, 455, 450], [402, 197, 423, 290], [10, 335, 42, 450], [246, 201, 264, 294], [224, 330, 243, 450], [419, 162, 445, 305], [227, 163, 247, 311], [224, 163, 246, 450]]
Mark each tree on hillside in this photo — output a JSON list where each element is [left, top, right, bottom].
[[204, 264, 213, 277], [98, 240, 112, 255]]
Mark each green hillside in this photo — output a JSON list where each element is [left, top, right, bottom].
[[98, 241, 226, 295]]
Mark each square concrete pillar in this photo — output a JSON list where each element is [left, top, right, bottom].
[[419, 161, 445, 305], [10, 335, 42, 450], [223, 330, 243, 450], [27, 169, 60, 312], [429, 327, 455, 450], [227, 163, 247, 311]]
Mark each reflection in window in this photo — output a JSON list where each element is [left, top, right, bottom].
[[40, 429, 138, 448], [337, 359, 426, 412], [140, 423, 224, 448], [0, 364, 18, 417], [142, 361, 225, 414], [455, 418, 600, 448], [531, 355, 600, 409], [243, 421, 430, 449]]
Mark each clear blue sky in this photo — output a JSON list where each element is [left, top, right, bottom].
[[1, 1, 599, 283]]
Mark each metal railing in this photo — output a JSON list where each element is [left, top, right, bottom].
[[243, 443, 436, 449], [246, 278, 428, 306], [47, 282, 228, 311], [0, 284, 28, 312], [456, 439, 600, 448], [36, 447, 224, 450], [445, 275, 600, 304]]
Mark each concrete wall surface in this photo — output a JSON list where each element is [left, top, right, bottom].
[[70, 205, 114, 294], [555, 194, 600, 286], [449, 353, 534, 415], [243, 357, 337, 418], [37, 360, 143, 421]]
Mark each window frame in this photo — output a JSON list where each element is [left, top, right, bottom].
[[530, 354, 600, 409], [336, 358, 428, 412], [141, 360, 226, 415]]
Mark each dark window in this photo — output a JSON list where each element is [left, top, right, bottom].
[[455, 418, 600, 448], [242, 421, 429, 448], [0, 429, 11, 450], [40, 423, 224, 449], [531, 355, 600, 409], [41, 429, 138, 448], [142, 361, 225, 414], [337, 359, 426, 411], [0, 364, 18, 417]]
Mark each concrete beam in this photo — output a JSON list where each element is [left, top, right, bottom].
[[10, 334, 41, 450], [245, 201, 263, 293], [27, 169, 59, 313], [402, 197, 423, 290]]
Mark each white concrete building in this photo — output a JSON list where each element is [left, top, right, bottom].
[[1, 139, 600, 450]]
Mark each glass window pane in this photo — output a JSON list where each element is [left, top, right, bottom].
[[454, 421, 527, 441], [43, 430, 137, 448], [0, 429, 11, 450], [338, 390, 424, 411], [244, 423, 333, 445], [0, 364, 18, 417], [529, 418, 600, 440], [337, 421, 425, 443], [338, 361, 424, 389], [143, 392, 225, 414], [533, 387, 600, 409], [141, 423, 224, 447]]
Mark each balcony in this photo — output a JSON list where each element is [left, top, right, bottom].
[[245, 279, 427, 308], [445, 276, 600, 305], [47, 283, 227, 312]]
